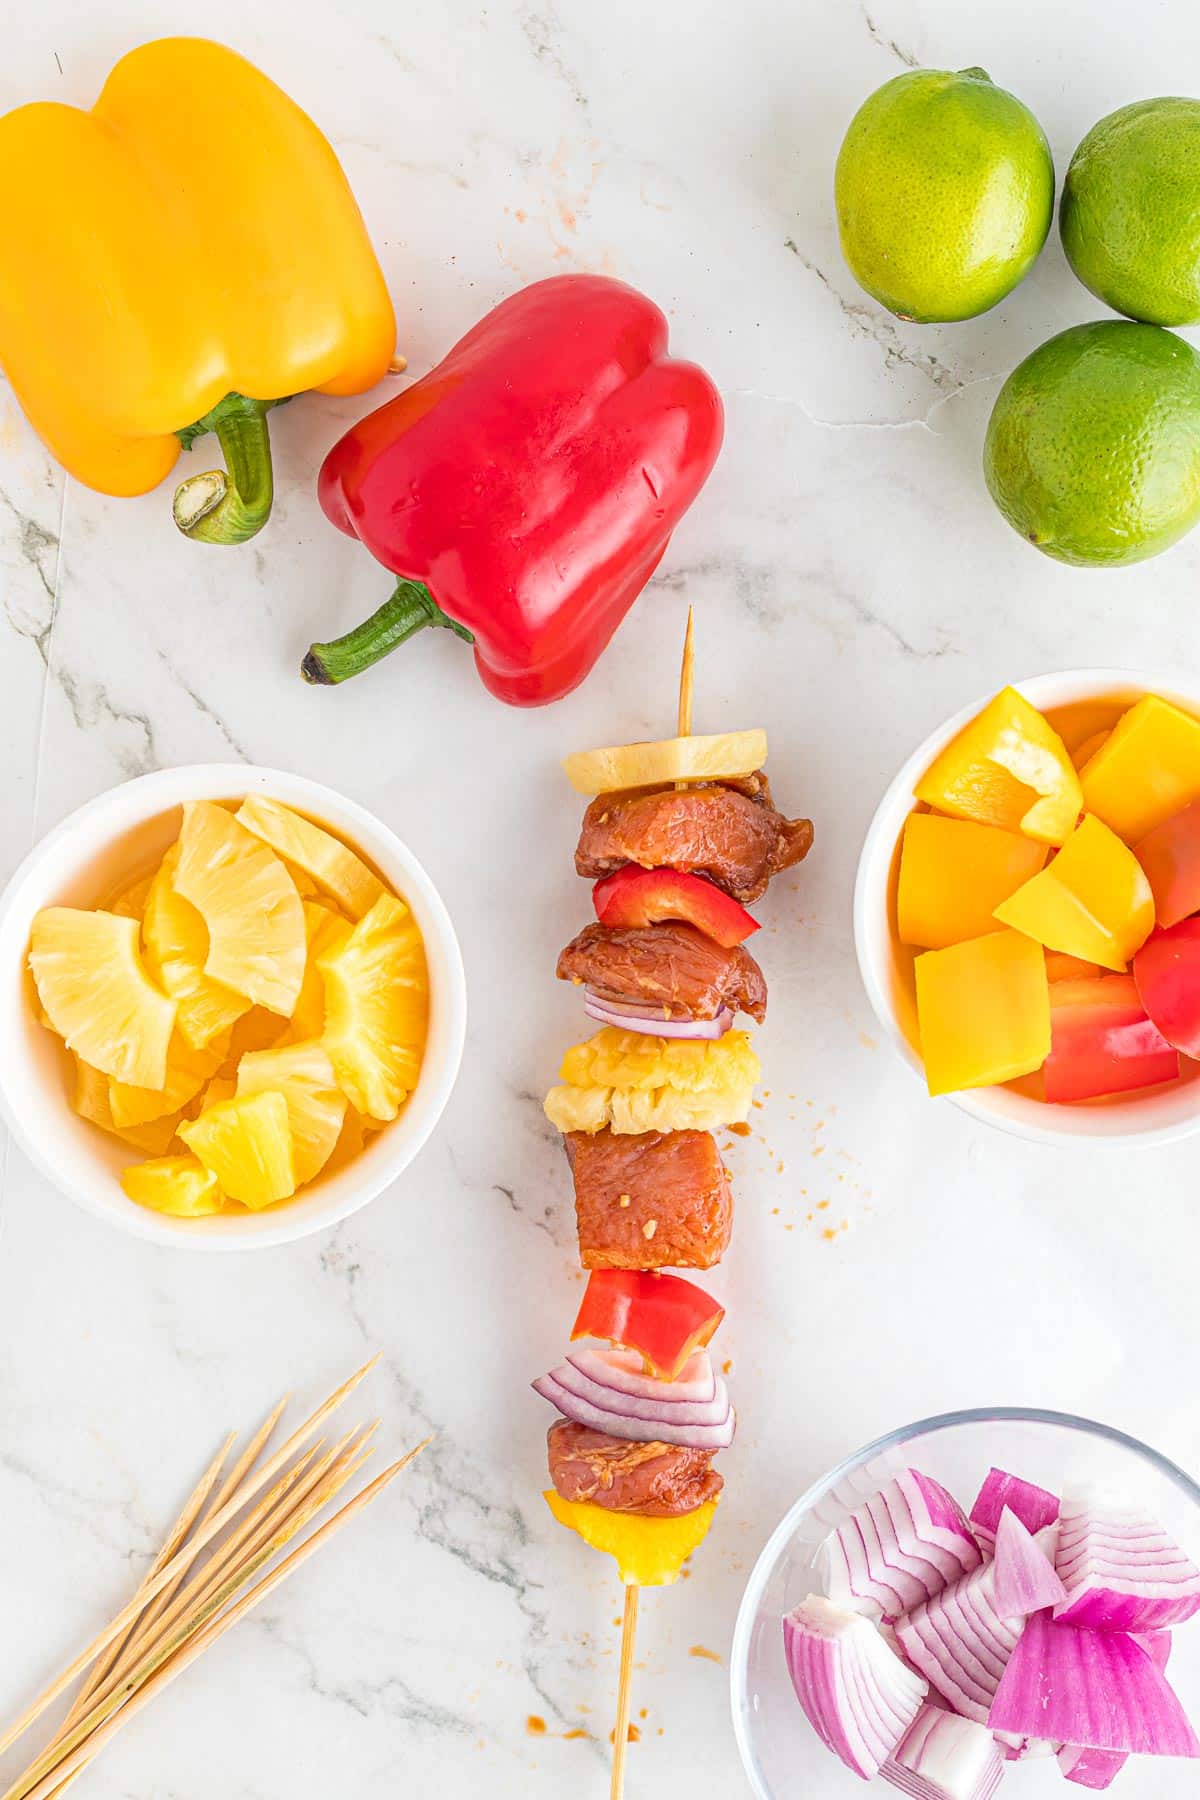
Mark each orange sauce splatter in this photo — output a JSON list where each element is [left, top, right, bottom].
[[817, 1199, 830, 1211], [639, 1707, 648, 1719], [563, 1728, 588, 1740], [689, 1644, 722, 1662], [610, 1724, 641, 1745], [728, 1121, 752, 1137], [527, 1715, 547, 1735], [722, 1358, 732, 1375], [821, 1228, 838, 1242]]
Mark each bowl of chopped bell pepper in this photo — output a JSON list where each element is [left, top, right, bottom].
[[854, 670, 1200, 1144]]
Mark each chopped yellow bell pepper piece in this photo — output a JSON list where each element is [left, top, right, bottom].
[[543, 1490, 717, 1586], [915, 687, 1082, 845], [897, 813, 1048, 949], [914, 930, 1050, 1096], [1079, 695, 1200, 844], [993, 815, 1155, 972]]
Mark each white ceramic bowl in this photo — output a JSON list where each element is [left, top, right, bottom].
[[731, 1407, 1200, 1800], [853, 668, 1200, 1147], [0, 766, 466, 1249]]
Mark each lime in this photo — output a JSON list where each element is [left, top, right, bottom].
[[984, 321, 1200, 567], [1061, 98, 1200, 325], [834, 67, 1054, 322]]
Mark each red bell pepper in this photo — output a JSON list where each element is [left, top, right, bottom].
[[592, 865, 760, 948], [570, 1269, 724, 1382], [303, 275, 723, 706], [1044, 975, 1178, 1103], [1133, 918, 1200, 1056], [1135, 802, 1200, 930]]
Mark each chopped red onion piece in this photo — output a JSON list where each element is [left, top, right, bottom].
[[583, 990, 733, 1040], [991, 1509, 1067, 1618], [880, 1705, 1006, 1800], [1138, 1630, 1173, 1673], [994, 1732, 1058, 1761], [820, 1470, 983, 1620], [894, 1560, 1021, 1723], [988, 1612, 1200, 1757], [783, 1595, 927, 1781], [969, 1468, 1059, 1545], [531, 1361, 734, 1450], [566, 1346, 717, 1406], [1057, 1745, 1129, 1790], [1053, 1491, 1200, 1631]]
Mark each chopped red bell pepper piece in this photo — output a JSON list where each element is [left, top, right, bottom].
[[592, 865, 760, 948], [1133, 918, 1200, 1057], [1135, 802, 1200, 930], [1044, 975, 1178, 1103], [304, 275, 723, 706], [570, 1269, 724, 1382]]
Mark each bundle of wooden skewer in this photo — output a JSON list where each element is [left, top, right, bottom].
[[0, 1356, 427, 1800]]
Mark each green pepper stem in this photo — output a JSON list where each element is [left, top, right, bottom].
[[173, 393, 284, 546], [301, 580, 475, 686]]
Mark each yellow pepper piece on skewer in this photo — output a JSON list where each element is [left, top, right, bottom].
[[915, 687, 1081, 846], [0, 38, 395, 543], [994, 814, 1155, 972], [543, 1491, 718, 1587]]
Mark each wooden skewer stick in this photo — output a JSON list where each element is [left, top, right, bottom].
[[608, 605, 695, 1799], [0, 1359, 378, 1760], [14, 1443, 430, 1800], [676, 604, 695, 739], [13, 1434, 388, 1800], [58, 1428, 236, 1735], [609, 1582, 640, 1800]]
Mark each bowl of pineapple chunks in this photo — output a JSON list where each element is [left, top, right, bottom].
[[0, 766, 466, 1246]]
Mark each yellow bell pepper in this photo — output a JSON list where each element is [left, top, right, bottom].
[[543, 1490, 717, 1586], [914, 929, 1050, 1096], [896, 812, 1048, 949], [993, 814, 1155, 972], [1079, 695, 1200, 844], [0, 38, 395, 544], [915, 687, 1082, 846], [1045, 950, 1103, 982]]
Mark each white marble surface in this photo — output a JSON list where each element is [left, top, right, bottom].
[[2, 3, 1200, 1796]]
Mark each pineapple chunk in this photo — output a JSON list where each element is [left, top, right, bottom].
[[142, 845, 250, 1049], [72, 1054, 181, 1154], [121, 1155, 224, 1217], [179, 1090, 295, 1209], [173, 802, 305, 1016], [287, 901, 353, 1044], [319, 893, 428, 1121], [563, 729, 767, 795], [237, 1041, 346, 1183], [109, 1031, 228, 1128], [237, 796, 383, 922], [110, 872, 155, 920], [324, 1106, 368, 1175], [30, 908, 175, 1088], [197, 1074, 237, 1112], [220, 1006, 291, 1071]]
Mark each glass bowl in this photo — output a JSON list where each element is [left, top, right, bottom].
[[731, 1408, 1200, 1798]]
